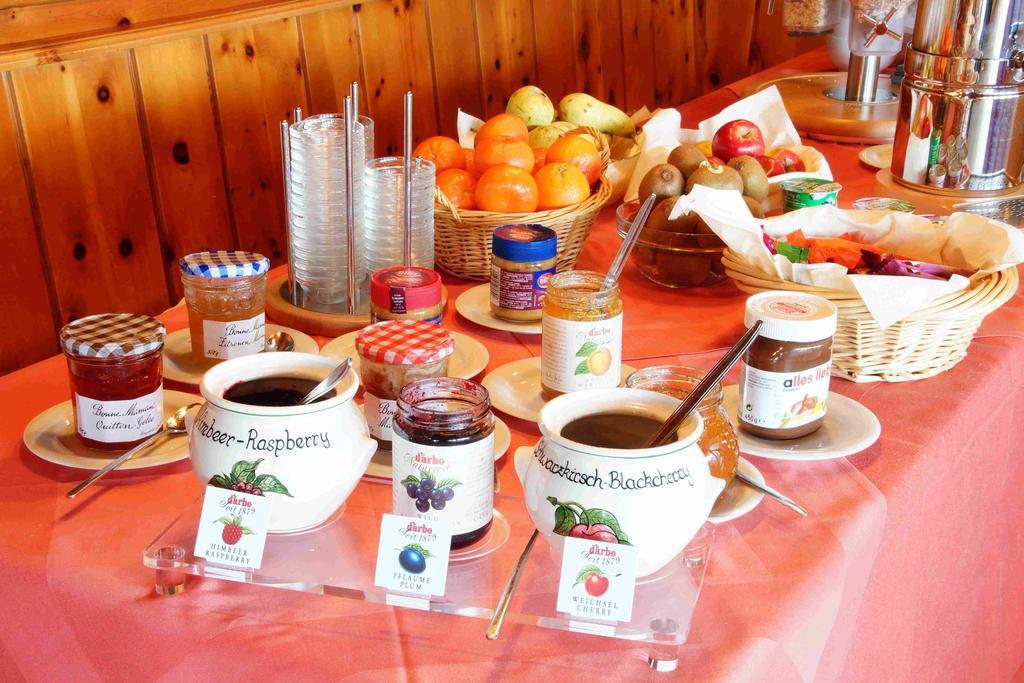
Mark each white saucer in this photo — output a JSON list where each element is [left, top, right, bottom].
[[23, 390, 198, 471], [722, 385, 881, 461], [709, 457, 763, 524], [482, 357, 637, 423], [858, 143, 892, 170], [163, 324, 319, 385], [455, 284, 542, 335], [321, 329, 489, 380], [362, 415, 511, 480]]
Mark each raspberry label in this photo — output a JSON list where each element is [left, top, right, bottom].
[[556, 537, 638, 623], [194, 486, 271, 570], [374, 513, 452, 598]]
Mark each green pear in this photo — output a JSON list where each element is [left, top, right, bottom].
[[558, 93, 634, 136], [506, 86, 555, 128]]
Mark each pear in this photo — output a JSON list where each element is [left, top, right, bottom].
[[638, 164, 684, 201], [727, 155, 769, 201], [527, 121, 575, 148], [558, 93, 634, 136], [667, 143, 708, 179], [506, 85, 555, 128], [685, 162, 743, 194]]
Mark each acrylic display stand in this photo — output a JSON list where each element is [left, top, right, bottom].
[[144, 478, 712, 673]]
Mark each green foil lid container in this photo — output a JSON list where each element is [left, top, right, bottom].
[[851, 197, 916, 212], [780, 178, 842, 212]]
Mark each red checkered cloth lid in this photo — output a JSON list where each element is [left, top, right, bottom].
[[355, 320, 455, 365], [60, 313, 166, 359]]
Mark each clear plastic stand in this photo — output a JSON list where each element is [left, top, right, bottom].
[[143, 479, 712, 672]]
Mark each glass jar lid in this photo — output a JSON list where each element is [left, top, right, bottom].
[[179, 250, 270, 278], [370, 266, 442, 312], [744, 292, 838, 342], [492, 224, 557, 262], [60, 313, 166, 359], [355, 320, 455, 365]]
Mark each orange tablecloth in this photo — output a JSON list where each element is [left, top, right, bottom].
[[3, 50, 1023, 681]]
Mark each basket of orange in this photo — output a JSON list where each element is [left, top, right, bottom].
[[419, 110, 611, 281]]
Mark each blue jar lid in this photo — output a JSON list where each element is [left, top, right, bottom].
[[179, 250, 270, 278], [492, 224, 557, 263]]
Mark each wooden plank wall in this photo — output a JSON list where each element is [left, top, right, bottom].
[[0, 0, 824, 373]]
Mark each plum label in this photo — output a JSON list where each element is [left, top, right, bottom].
[[194, 486, 270, 569], [374, 513, 451, 597], [556, 536, 637, 622], [739, 360, 830, 429], [541, 313, 622, 392]]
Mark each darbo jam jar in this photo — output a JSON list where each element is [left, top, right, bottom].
[[392, 378, 494, 549], [739, 292, 838, 440], [355, 320, 455, 449], [60, 313, 166, 450], [490, 224, 557, 322], [541, 270, 623, 400], [370, 266, 443, 324], [180, 250, 270, 366]]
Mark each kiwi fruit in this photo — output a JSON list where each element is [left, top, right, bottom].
[[742, 195, 765, 219], [695, 219, 726, 249], [643, 197, 697, 236], [685, 163, 743, 194], [667, 143, 707, 179], [727, 155, 769, 201], [638, 163, 685, 200]]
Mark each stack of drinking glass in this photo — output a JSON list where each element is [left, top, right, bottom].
[[363, 156, 436, 272]]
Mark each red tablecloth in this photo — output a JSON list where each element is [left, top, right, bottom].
[[2, 50, 1023, 681]]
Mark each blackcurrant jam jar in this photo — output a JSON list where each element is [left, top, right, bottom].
[[392, 378, 495, 549]]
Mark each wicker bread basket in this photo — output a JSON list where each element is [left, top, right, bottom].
[[722, 249, 1019, 383], [434, 127, 612, 281]]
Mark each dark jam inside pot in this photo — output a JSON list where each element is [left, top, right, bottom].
[[559, 413, 677, 449], [223, 376, 335, 407]]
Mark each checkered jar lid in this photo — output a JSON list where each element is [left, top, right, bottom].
[[179, 250, 270, 278], [355, 320, 455, 365], [60, 313, 166, 359]]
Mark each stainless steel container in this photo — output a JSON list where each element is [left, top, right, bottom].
[[891, 0, 1024, 192]]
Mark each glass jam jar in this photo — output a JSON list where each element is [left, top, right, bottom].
[[370, 266, 443, 324], [541, 270, 623, 400], [392, 378, 495, 549], [739, 292, 838, 440], [626, 366, 739, 495], [490, 224, 557, 322], [180, 250, 270, 366], [355, 320, 455, 449], [60, 313, 166, 450]]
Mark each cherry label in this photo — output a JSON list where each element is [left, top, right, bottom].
[[556, 536, 638, 623], [194, 486, 271, 570]]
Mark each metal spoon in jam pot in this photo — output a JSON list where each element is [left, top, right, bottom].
[[264, 330, 295, 353]]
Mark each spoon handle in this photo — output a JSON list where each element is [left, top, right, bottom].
[[486, 529, 538, 640], [66, 429, 178, 499], [735, 471, 808, 517], [603, 193, 657, 291]]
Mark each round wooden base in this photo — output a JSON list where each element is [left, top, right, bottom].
[[872, 169, 1024, 215]]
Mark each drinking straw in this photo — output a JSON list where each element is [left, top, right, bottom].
[[344, 95, 357, 314], [403, 91, 414, 267]]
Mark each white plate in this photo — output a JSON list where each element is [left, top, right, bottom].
[[362, 415, 511, 480], [455, 284, 542, 335], [858, 143, 892, 170], [482, 357, 637, 424], [23, 390, 198, 471], [709, 457, 764, 524], [162, 324, 319, 385], [321, 329, 489, 380], [722, 385, 881, 461]]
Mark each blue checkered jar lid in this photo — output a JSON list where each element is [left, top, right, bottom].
[[179, 250, 270, 278], [60, 313, 166, 359]]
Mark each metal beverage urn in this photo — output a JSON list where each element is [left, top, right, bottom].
[[891, 0, 1024, 193]]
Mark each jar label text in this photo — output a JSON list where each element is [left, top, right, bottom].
[[202, 313, 266, 359], [75, 386, 163, 443]]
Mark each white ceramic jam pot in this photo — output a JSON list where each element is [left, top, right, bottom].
[[515, 388, 724, 577], [188, 352, 376, 533]]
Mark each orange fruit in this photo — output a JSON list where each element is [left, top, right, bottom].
[[532, 147, 547, 174], [476, 113, 529, 144], [474, 137, 535, 175], [413, 136, 465, 173], [463, 148, 476, 175], [546, 135, 602, 185], [436, 168, 477, 210], [474, 165, 539, 213], [534, 162, 590, 209]]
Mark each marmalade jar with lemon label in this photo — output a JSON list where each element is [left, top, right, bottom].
[[540, 270, 623, 399]]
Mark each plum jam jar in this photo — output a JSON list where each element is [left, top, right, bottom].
[[392, 378, 495, 549], [180, 250, 270, 367], [60, 313, 166, 450]]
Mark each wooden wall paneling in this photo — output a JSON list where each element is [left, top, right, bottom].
[[298, 6, 367, 118], [474, 0, 537, 118], [650, 0, 700, 107], [749, 0, 826, 73], [571, 0, 626, 109], [207, 17, 308, 262], [700, 0, 757, 92], [356, 0, 437, 154], [132, 36, 236, 299], [619, 0, 656, 112], [11, 53, 170, 324], [425, 0, 483, 133], [0, 75, 59, 373], [531, 1, 577, 105]]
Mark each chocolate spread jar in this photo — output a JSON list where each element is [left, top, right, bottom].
[[738, 292, 838, 440]]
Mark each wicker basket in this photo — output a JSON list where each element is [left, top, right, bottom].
[[722, 249, 1019, 383], [434, 127, 612, 281]]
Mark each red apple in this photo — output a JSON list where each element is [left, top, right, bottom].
[[584, 571, 609, 597], [712, 119, 766, 161], [771, 148, 806, 173], [756, 155, 784, 177]]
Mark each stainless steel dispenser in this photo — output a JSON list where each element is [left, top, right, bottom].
[[891, 0, 1024, 193]]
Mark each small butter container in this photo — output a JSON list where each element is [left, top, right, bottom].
[[780, 178, 842, 212]]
